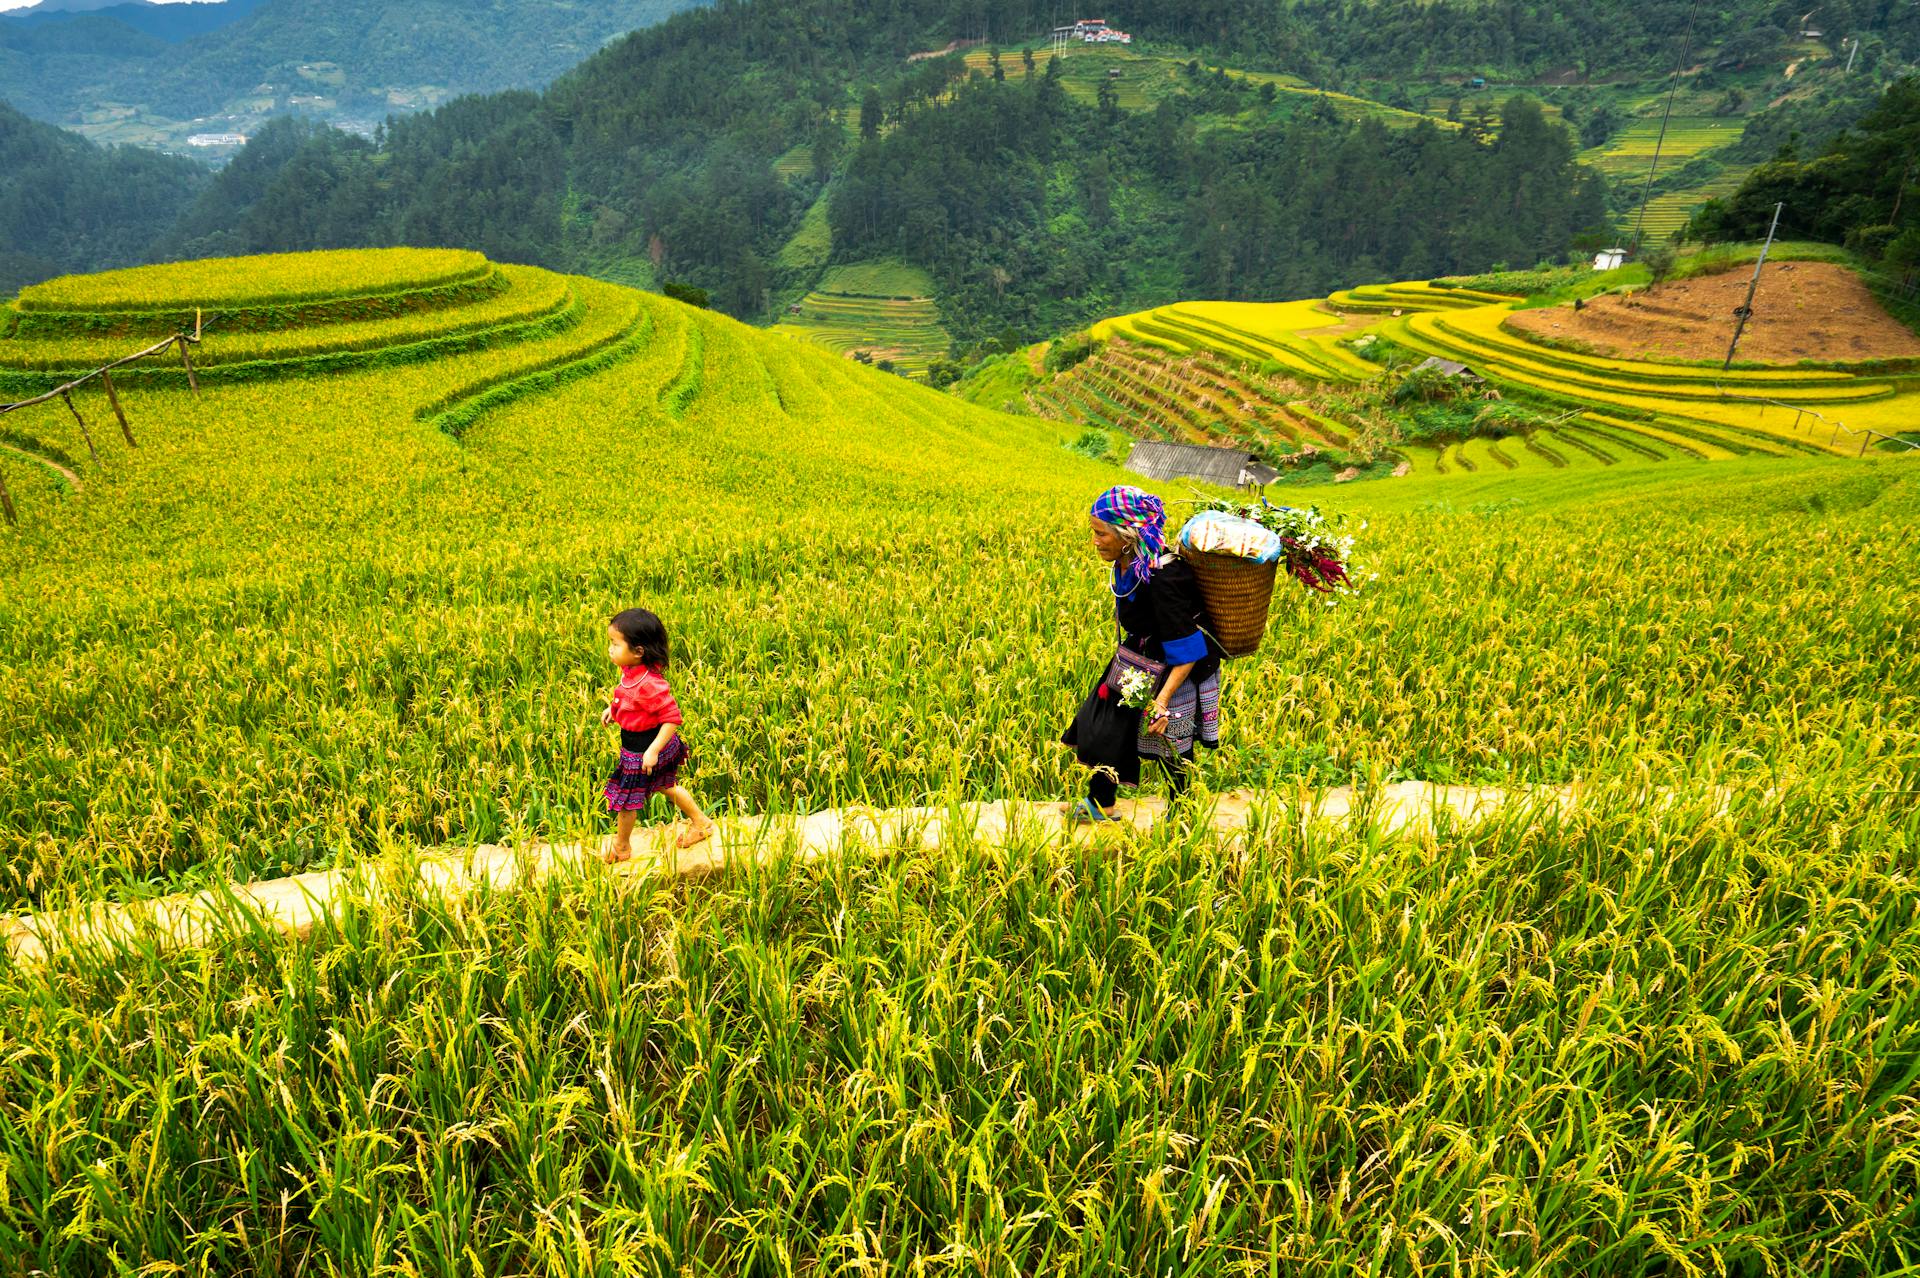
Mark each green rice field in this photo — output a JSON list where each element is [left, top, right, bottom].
[[770, 260, 950, 379]]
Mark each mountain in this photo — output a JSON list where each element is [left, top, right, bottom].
[[0, 0, 710, 151], [3, 0, 269, 43]]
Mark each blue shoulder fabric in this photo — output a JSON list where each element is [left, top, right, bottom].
[[1163, 630, 1209, 665]]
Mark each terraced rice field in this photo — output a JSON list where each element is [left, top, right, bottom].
[[1324, 280, 1519, 314], [959, 46, 1454, 128], [770, 261, 950, 379], [1622, 166, 1756, 242], [772, 142, 814, 180], [2, 247, 1918, 1274], [1029, 338, 1309, 454], [1380, 297, 1919, 460], [1581, 116, 1742, 181], [1093, 298, 1381, 382]]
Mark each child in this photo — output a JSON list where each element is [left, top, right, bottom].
[[600, 607, 715, 862]]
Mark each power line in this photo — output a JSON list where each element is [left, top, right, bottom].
[[1629, 0, 1704, 257]]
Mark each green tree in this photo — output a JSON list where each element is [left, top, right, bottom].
[[860, 88, 884, 140]]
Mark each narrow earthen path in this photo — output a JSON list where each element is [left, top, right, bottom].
[[2, 784, 1733, 965], [0, 439, 82, 490]]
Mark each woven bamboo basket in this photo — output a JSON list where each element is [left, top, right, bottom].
[[1179, 545, 1278, 658]]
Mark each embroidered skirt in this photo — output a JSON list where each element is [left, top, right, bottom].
[[605, 732, 689, 812], [1063, 645, 1224, 778]]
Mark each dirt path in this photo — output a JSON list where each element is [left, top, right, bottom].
[[3, 783, 1737, 965], [1507, 261, 1920, 364], [0, 439, 82, 490]]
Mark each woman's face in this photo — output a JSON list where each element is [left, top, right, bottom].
[[1089, 516, 1128, 564]]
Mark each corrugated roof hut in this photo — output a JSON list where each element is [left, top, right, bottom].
[[1411, 356, 1483, 382], [1124, 441, 1277, 490]]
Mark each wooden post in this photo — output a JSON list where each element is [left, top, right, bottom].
[[101, 372, 135, 446], [61, 390, 100, 464], [1859, 431, 1873, 457], [176, 336, 199, 394], [0, 467, 15, 526], [1830, 421, 1843, 448]]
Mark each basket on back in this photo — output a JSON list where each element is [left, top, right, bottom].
[[1178, 545, 1277, 658]]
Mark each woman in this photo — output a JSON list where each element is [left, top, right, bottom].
[[1062, 485, 1221, 823]]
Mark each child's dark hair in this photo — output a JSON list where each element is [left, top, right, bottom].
[[610, 608, 670, 668]]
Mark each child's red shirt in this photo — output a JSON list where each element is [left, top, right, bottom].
[[610, 664, 682, 733]]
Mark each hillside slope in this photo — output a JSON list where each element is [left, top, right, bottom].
[[0, 249, 1915, 1273], [0, 0, 708, 142]]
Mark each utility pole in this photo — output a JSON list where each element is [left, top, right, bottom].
[[1845, 36, 1859, 73], [1723, 202, 1784, 371]]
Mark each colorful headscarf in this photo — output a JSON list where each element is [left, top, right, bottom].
[[1091, 485, 1167, 596]]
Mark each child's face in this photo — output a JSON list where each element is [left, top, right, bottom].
[[607, 626, 643, 668]]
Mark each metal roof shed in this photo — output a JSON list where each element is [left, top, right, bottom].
[[1124, 441, 1275, 490]]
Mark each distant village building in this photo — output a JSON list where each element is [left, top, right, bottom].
[[1124, 441, 1278, 491], [1593, 247, 1627, 270], [1053, 18, 1133, 44], [187, 133, 249, 147]]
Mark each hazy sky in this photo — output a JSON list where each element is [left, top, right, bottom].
[[0, 1, 213, 11]]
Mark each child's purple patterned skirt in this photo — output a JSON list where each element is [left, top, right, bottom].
[[605, 734, 689, 811]]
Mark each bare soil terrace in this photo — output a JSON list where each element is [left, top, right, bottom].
[[1507, 261, 1920, 364]]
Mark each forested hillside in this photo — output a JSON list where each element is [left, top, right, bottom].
[[0, 102, 206, 295], [833, 78, 1604, 340], [1687, 77, 1920, 305], [5, 0, 1917, 345]]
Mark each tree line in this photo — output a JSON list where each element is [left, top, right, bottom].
[[1687, 77, 1920, 291]]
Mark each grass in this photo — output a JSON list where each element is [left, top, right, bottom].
[[1, 249, 1918, 1274]]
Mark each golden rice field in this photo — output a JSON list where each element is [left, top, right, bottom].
[[1063, 267, 1920, 474], [1093, 298, 1380, 383], [1, 249, 1918, 1274], [1380, 295, 1920, 462]]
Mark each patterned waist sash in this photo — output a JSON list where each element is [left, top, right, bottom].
[[1107, 645, 1222, 760]]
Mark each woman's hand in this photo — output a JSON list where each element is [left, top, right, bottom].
[[600, 703, 615, 726], [1145, 699, 1171, 735], [642, 746, 662, 773]]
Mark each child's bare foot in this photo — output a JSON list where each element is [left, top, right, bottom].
[[603, 841, 633, 865], [675, 821, 716, 850]]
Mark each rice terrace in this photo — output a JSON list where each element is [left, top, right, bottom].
[[2, 0, 1919, 1274]]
